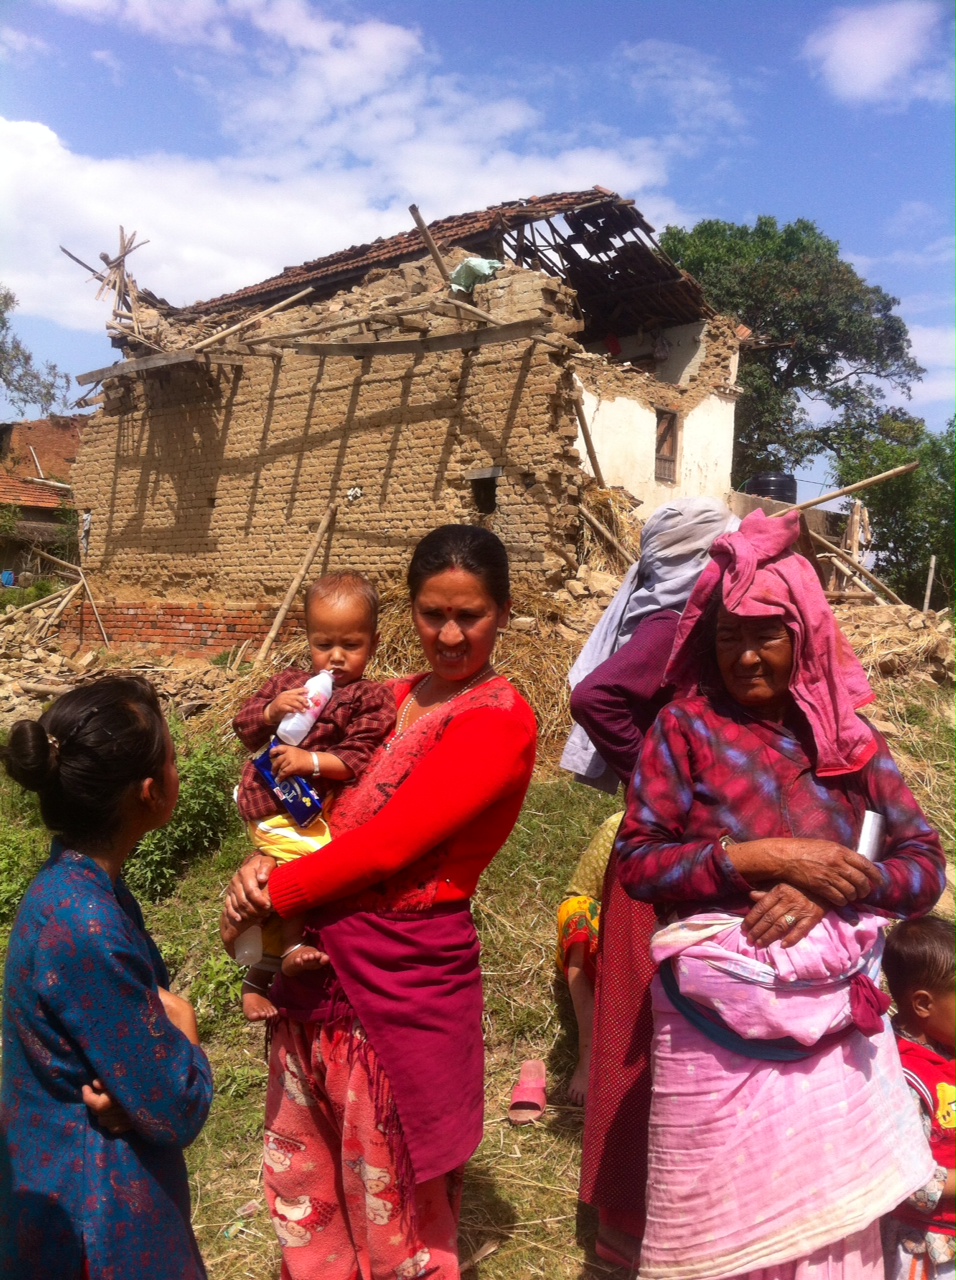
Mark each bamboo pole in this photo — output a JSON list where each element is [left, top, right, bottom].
[[255, 504, 337, 665], [809, 532, 905, 606], [579, 506, 634, 564], [571, 396, 607, 488], [34, 550, 110, 648], [37, 581, 83, 638], [1, 586, 73, 619], [923, 555, 937, 613], [192, 287, 316, 352], [771, 461, 919, 516], [409, 205, 452, 284]]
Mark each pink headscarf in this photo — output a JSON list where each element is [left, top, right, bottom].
[[665, 509, 877, 776]]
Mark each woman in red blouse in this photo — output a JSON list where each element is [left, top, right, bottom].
[[223, 526, 536, 1280]]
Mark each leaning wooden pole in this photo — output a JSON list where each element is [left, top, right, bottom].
[[409, 204, 452, 284], [255, 504, 337, 665], [808, 532, 905, 606], [580, 506, 635, 565], [572, 396, 607, 489], [771, 461, 919, 516], [35, 549, 110, 648]]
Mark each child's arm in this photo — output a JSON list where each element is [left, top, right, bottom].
[[270, 684, 397, 783], [270, 744, 354, 783], [233, 671, 309, 751]]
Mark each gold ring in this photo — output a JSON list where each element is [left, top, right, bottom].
[[783, 913, 797, 926]]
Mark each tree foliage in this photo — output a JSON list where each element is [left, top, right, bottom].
[[658, 217, 922, 486], [832, 416, 954, 611], [0, 285, 70, 416]]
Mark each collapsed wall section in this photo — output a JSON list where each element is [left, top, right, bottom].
[[71, 262, 587, 635]]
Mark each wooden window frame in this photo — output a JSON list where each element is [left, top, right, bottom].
[[655, 410, 679, 484]]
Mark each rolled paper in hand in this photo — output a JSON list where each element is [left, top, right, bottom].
[[856, 810, 885, 861]]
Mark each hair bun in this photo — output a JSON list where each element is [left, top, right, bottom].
[[2, 719, 59, 791]]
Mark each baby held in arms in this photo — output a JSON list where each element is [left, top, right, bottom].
[[223, 572, 395, 1021]]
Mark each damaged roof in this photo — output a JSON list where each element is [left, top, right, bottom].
[[190, 187, 713, 339]]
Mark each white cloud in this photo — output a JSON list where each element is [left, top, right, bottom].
[[0, 25, 49, 59], [907, 323, 955, 405], [802, 2, 954, 105], [620, 39, 745, 149], [4, 4, 715, 336], [850, 235, 956, 273], [91, 47, 123, 78]]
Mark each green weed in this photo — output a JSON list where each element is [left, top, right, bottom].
[[125, 737, 241, 900]]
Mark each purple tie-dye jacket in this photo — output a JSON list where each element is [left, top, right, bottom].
[[616, 694, 945, 917], [0, 845, 212, 1279]]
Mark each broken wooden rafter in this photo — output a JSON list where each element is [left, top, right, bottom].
[[77, 349, 245, 386], [777, 462, 920, 515], [192, 286, 317, 352], [292, 319, 547, 359], [409, 204, 452, 284], [808, 532, 904, 607]]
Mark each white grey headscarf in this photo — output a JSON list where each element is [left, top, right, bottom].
[[560, 497, 739, 791]]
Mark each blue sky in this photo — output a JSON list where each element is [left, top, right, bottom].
[[1, 0, 952, 491]]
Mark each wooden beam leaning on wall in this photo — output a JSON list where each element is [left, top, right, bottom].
[[291, 318, 548, 359], [256, 504, 338, 666], [76, 349, 245, 386]]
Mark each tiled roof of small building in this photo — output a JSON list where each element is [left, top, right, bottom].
[[0, 416, 81, 511]]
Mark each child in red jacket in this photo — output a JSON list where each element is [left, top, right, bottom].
[[227, 572, 394, 1020], [882, 916, 955, 1280]]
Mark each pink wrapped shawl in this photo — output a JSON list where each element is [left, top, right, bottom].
[[665, 509, 877, 776], [639, 911, 933, 1279]]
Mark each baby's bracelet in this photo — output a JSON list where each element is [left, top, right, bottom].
[[310, 752, 321, 777]]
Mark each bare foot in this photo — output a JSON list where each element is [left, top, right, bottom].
[[281, 945, 330, 977], [242, 984, 278, 1022], [567, 1044, 592, 1108]]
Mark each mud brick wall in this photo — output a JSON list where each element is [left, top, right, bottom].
[[72, 265, 586, 612]]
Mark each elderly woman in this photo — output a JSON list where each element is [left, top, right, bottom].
[[560, 498, 737, 1268], [616, 510, 945, 1280], [223, 526, 536, 1280]]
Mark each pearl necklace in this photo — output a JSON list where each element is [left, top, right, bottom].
[[386, 664, 495, 749]]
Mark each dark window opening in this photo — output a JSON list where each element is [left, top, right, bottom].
[[471, 475, 498, 514], [655, 411, 678, 484]]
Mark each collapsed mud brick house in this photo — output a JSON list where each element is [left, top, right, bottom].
[[0, 416, 80, 575], [69, 188, 742, 652]]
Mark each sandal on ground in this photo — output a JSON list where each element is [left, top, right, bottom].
[[507, 1059, 547, 1125]]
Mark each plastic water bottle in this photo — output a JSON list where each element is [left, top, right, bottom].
[[275, 670, 334, 745], [234, 925, 263, 967]]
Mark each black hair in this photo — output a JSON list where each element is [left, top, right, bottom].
[[883, 917, 955, 1004], [305, 571, 380, 631], [1, 676, 168, 847], [407, 524, 511, 608]]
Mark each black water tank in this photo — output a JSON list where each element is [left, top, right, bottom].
[[745, 472, 798, 504]]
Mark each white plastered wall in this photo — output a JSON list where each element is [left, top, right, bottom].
[[575, 382, 736, 513]]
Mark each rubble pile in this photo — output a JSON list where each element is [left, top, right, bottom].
[[0, 596, 247, 730], [831, 604, 954, 684]]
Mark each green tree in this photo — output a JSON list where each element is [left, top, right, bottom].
[[832, 416, 954, 611], [0, 285, 70, 416], [658, 217, 922, 486]]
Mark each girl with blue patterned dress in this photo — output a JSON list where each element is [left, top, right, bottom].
[[0, 677, 213, 1279]]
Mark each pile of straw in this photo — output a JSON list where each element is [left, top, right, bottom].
[[832, 604, 954, 683]]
